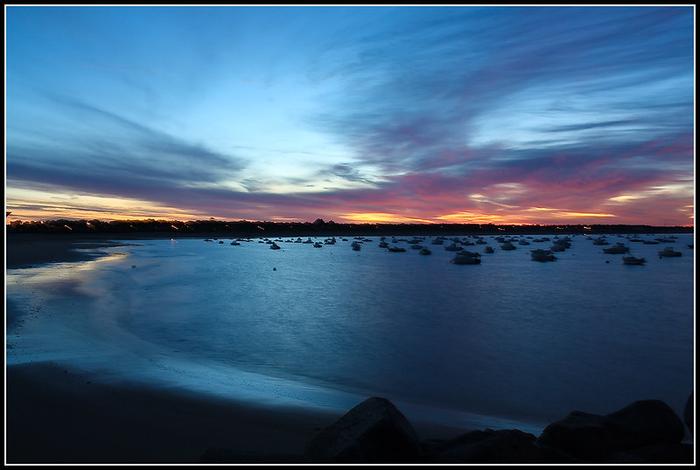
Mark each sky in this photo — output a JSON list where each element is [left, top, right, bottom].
[[5, 6, 695, 225]]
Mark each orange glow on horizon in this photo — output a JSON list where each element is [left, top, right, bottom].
[[435, 211, 524, 224], [5, 188, 204, 222], [5, 186, 692, 226], [339, 212, 435, 224]]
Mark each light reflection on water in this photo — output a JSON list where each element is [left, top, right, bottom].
[[6, 234, 694, 433]]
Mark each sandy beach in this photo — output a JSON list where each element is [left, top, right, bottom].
[[6, 362, 338, 463], [6, 362, 464, 463]]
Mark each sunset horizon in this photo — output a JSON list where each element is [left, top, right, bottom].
[[5, 213, 696, 227], [6, 6, 695, 227]]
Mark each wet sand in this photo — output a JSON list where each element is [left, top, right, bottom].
[[6, 362, 464, 463], [6, 233, 134, 269], [6, 362, 337, 463]]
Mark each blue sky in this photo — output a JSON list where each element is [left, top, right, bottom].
[[6, 6, 695, 224]]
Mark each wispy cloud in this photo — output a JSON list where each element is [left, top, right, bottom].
[[6, 7, 694, 224]]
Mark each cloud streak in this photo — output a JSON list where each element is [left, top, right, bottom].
[[6, 6, 694, 225]]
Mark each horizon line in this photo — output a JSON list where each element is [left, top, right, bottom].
[[5, 217, 695, 228]]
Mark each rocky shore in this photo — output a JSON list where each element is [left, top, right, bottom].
[[294, 396, 694, 463]]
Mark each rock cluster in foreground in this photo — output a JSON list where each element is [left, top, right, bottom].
[[303, 394, 694, 463]]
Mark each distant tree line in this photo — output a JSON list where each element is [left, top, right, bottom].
[[5, 218, 693, 237]]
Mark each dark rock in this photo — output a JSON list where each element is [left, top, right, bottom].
[[684, 392, 693, 433], [538, 400, 685, 461], [433, 429, 571, 463], [538, 411, 615, 460], [606, 400, 685, 448], [304, 397, 421, 463], [609, 443, 693, 463]]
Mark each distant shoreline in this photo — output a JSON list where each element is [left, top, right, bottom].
[[6, 226, 693, 269], [6, 219, 694, 238]]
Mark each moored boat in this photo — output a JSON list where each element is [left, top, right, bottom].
[[452, 251, 481, 265], [531, 249, 557, 262], [623, 256, 646, 265], [658, 247, 682, 257]]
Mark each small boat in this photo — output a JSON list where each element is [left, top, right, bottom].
[[378, 241, 389, 248], [500, 241, 516, 251], [603, 243, 630, 254], [484, 246, 494, 254], [623, 256, 646, 265], [351, 242, 361, 251], [270, 242, 281, 250], [419, 248, 432, 255], [452, 251, 481, 265], [445, 242, 462, 252], [531, 249, 557, 262], [642, 240, 659, 245], [593, 238, 609, 246], [518, 240, 531, 246], [230, 241, 240, 246], [313, 242, 323, 248], [554, 238, 572, 249], [388, 246, 406, 253], [658, 247, 682, 258]]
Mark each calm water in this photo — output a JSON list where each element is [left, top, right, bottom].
[[6, 233, 695, 433]]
